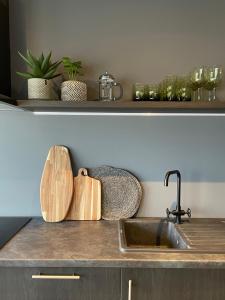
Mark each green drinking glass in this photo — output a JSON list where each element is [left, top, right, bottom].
[[133, 83, 150, 101], [176, 77, 192, 101], [133, 83, 145, 101], [159, 76, 179, 101], [148, 84, 159, 101]]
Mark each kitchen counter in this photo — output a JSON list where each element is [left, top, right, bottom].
[[1, 218, 225, 269]]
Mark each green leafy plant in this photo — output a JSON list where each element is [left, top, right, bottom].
[[17, 50, 61, 80], [62, 57, 83, 81]]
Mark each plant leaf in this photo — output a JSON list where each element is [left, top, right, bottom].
[[26, 50, 43, 76], [27, 50, 40, 67], [41, 51, 52, 73], [39, 53, 44, 65], [50, 73, 61, 79], [48, 60, 61, 72], [62, 56, 83, 80], [43, 69, 58, 79], [75, 60, 82, 66], [18, 50, 61, 79], [62, 57, 71, 63], [30, 64, 44, 77], [18, 51, 33, 68], [16, 71, 34, 79]]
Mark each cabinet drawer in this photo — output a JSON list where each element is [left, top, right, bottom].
[[0, 267, 121, 300]]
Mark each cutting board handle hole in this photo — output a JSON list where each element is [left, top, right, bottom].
[[78, 168, 88, 176]]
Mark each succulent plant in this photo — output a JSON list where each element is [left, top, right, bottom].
[[62, 57, 83, 81], [17, 50, 61, 80]]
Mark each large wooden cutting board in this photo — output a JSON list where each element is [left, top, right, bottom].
[[66, 168, 101, 221], [40, 146, 73, 222]]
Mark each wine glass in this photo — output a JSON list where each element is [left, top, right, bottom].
[[203, 66, 223, 101], [189, 67, 205, 101]]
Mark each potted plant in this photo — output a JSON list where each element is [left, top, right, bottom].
[[61, 57, 87, 102], [17, 50, 61, 100]]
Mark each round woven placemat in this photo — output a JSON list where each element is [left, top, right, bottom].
[[89, 166, 142, 220]]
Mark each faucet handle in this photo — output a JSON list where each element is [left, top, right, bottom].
[[166, 207, 191, 220], [166, 208, 172, 219], [186, 208, 191, 218]]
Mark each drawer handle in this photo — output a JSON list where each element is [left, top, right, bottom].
[[128, 280, 132, 300], [32, 274, 80, 280]]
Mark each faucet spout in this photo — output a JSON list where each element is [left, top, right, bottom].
[[164, 170, 179, 187], [164, 170, 190, 224]]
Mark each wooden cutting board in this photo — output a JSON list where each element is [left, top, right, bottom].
[[40, 146, 73, 222], [66, 168, 101, 221]]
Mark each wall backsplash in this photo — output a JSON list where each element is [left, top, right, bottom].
[[1, 0, 225, 217], [0, 112, 225, 217]]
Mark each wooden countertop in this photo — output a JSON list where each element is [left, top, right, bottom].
[[1, 218, 225, 268]]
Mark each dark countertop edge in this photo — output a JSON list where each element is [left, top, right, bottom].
[[1, 259, 225, 269]]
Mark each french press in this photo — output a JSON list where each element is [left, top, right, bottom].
[[99, 72, 123, 101]]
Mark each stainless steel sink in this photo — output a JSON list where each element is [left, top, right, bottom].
[[119, 218, 191, 252]]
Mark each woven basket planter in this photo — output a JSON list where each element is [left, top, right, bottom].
[[61, 81, 87, 102], [28, 78, 53, 100]]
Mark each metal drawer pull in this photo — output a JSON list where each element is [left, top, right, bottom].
[[32, 274, 80, 280], [128, 280, 132, 300]]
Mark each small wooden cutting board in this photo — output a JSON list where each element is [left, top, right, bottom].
[[66, 168, 101, 221], [40, 146, 73, 222]]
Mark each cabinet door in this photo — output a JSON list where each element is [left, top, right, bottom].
[[122, 268, 225, 300], [0, 267, 121, 300]]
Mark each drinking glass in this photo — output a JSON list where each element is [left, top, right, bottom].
[[148, 84, 159, 101], [203, 66, 223, 101], [189, 67, 205, 101], [133, 83, 145, 101], [159, 76, 178, 101], [176, 77, 192, 101], [158, 81, 166, 101]]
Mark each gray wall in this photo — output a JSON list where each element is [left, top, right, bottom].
[[1, 0, 225, 216], [1, 111, 225, 216], [10, 0, 225, 99]]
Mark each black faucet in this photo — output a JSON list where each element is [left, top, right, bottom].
[[164, 170, 191, 224]]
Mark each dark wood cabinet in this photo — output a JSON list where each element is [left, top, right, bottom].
[[121, 268, 225, 300], [0, 267, 121, 300], [1, 266, 225, 300]]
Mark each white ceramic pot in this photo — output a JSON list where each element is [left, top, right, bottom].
[[61, 81, 87, 102], [28, 78, 53, 100]]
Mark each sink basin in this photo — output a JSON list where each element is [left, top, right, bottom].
[[119, 218, 190, 252]]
